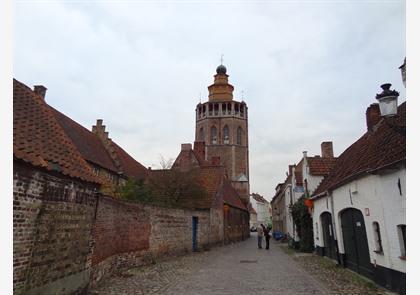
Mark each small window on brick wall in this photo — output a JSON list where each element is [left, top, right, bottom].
[[397, 224, 406, 258], [373, 222, 383, 254]]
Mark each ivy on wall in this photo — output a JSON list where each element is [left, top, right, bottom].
[[290, 196, 314, 253]]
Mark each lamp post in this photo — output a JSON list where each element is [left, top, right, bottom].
[[375, 83, 399, 117]]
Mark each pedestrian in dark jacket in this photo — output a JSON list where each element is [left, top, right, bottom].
[[262, 225, 271, 250]]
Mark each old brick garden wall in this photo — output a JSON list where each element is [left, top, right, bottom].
[[13, 162, 98, 295], [14, 162, 224, 294]]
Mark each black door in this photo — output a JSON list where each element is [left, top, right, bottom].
[[341, 208, 373, 279], [321, 212, 336, 260]]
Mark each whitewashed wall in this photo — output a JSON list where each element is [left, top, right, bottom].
[[313, 168, 406, 273]]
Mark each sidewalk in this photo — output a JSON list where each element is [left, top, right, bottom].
[[276, 241, 397, 295]]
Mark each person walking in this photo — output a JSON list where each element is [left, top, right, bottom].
[[257, 224, 264, 249], [263, 224, 271, 250]]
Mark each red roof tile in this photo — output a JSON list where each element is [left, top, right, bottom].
[[13, 79, 99, 183], [307, 157, 337, 176], [220, 180, 247, 211], [109, 141, 148, 180], [251, 193, 269, 204], [50, 107, 119, 173], [148, 166, 225, 209], [313, 102, 406, 197]]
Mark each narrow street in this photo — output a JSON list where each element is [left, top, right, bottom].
[[92, 233, 328, 295]]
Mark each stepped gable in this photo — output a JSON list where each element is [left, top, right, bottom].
[[51, 107, 118, 173], [313, 102, 406, 197], [13, 79, 99, 183]]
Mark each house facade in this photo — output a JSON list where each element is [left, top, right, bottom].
[[250, 193, 271, 226], [311, 94, 406, 294]]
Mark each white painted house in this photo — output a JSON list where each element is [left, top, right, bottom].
[[250, 193, 271, 226], [311, 89, 406, 294]]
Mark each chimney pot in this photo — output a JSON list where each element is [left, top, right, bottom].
[[366, 103, 381, 132], [33, 85, 47, 100]]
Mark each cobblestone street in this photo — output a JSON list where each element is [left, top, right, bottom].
[[91, 233, 329, 295]]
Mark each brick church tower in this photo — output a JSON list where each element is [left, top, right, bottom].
[[195, 64, 250, 205]]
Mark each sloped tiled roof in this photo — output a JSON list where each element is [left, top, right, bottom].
[[251, 193, 269, 204], [51, 107, 119, 173], [13, 79, 99, 184], [294, 160, 303, 185], [109, 141, 148, 180], [313, 102, 406, 197], [172, 149, 202, 171], [220, 180, 247, 211], [148, 166, 225, 209], [307, 156, 337, 176]]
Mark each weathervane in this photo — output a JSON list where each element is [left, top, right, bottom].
[[220, 54, 224, 65]]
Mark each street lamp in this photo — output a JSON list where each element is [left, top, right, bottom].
[[375, 83, 399, 117]]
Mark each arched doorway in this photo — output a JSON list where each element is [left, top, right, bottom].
[[340, 208, 373, 279], [320, 212, 336, 260]]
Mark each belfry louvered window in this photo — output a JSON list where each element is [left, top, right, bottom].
[[211, 126, 217, 144], [237, 127, 243, 145], [223, 125, 229, 144]]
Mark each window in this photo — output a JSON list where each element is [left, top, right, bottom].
[[237, 127, 242, 145], [397, 224, 406, 258], [199, 128, 205, 141], [223, 125, 229, 144], [211, 126, 217, 144], [373, 222, 383, 253]]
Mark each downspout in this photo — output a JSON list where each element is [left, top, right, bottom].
[[328, 190, 341, 266]]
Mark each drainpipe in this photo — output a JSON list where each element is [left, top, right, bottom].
[[328, 190, 341, 266]]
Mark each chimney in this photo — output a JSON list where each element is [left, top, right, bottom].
[[211, 156, 221, 166], [366, 103, 381, 132], [193, 141, 205, 161], [321, 142, 334, 158], [303, 151, 307, 159], [92, 119, 108, 139], [33, 85, 47, 100], [288, 165, 294, 177], [181, 143, 192, 151]]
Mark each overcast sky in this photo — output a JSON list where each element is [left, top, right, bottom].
[[14, 0, 405, 200]]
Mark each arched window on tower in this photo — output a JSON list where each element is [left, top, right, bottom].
[[211, 126, 217, 144], [199, 128, 205, 141], [237, 127, 243, 145], [223, 125, 229, 144]]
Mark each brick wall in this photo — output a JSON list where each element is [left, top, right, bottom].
[[14, 162, 229, 294], [13, 161, 98, 295], [90, 199, 221, 286], [224, 206, 249, 243]]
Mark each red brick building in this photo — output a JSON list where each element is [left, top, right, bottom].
[[194, 65, 250, 205]]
